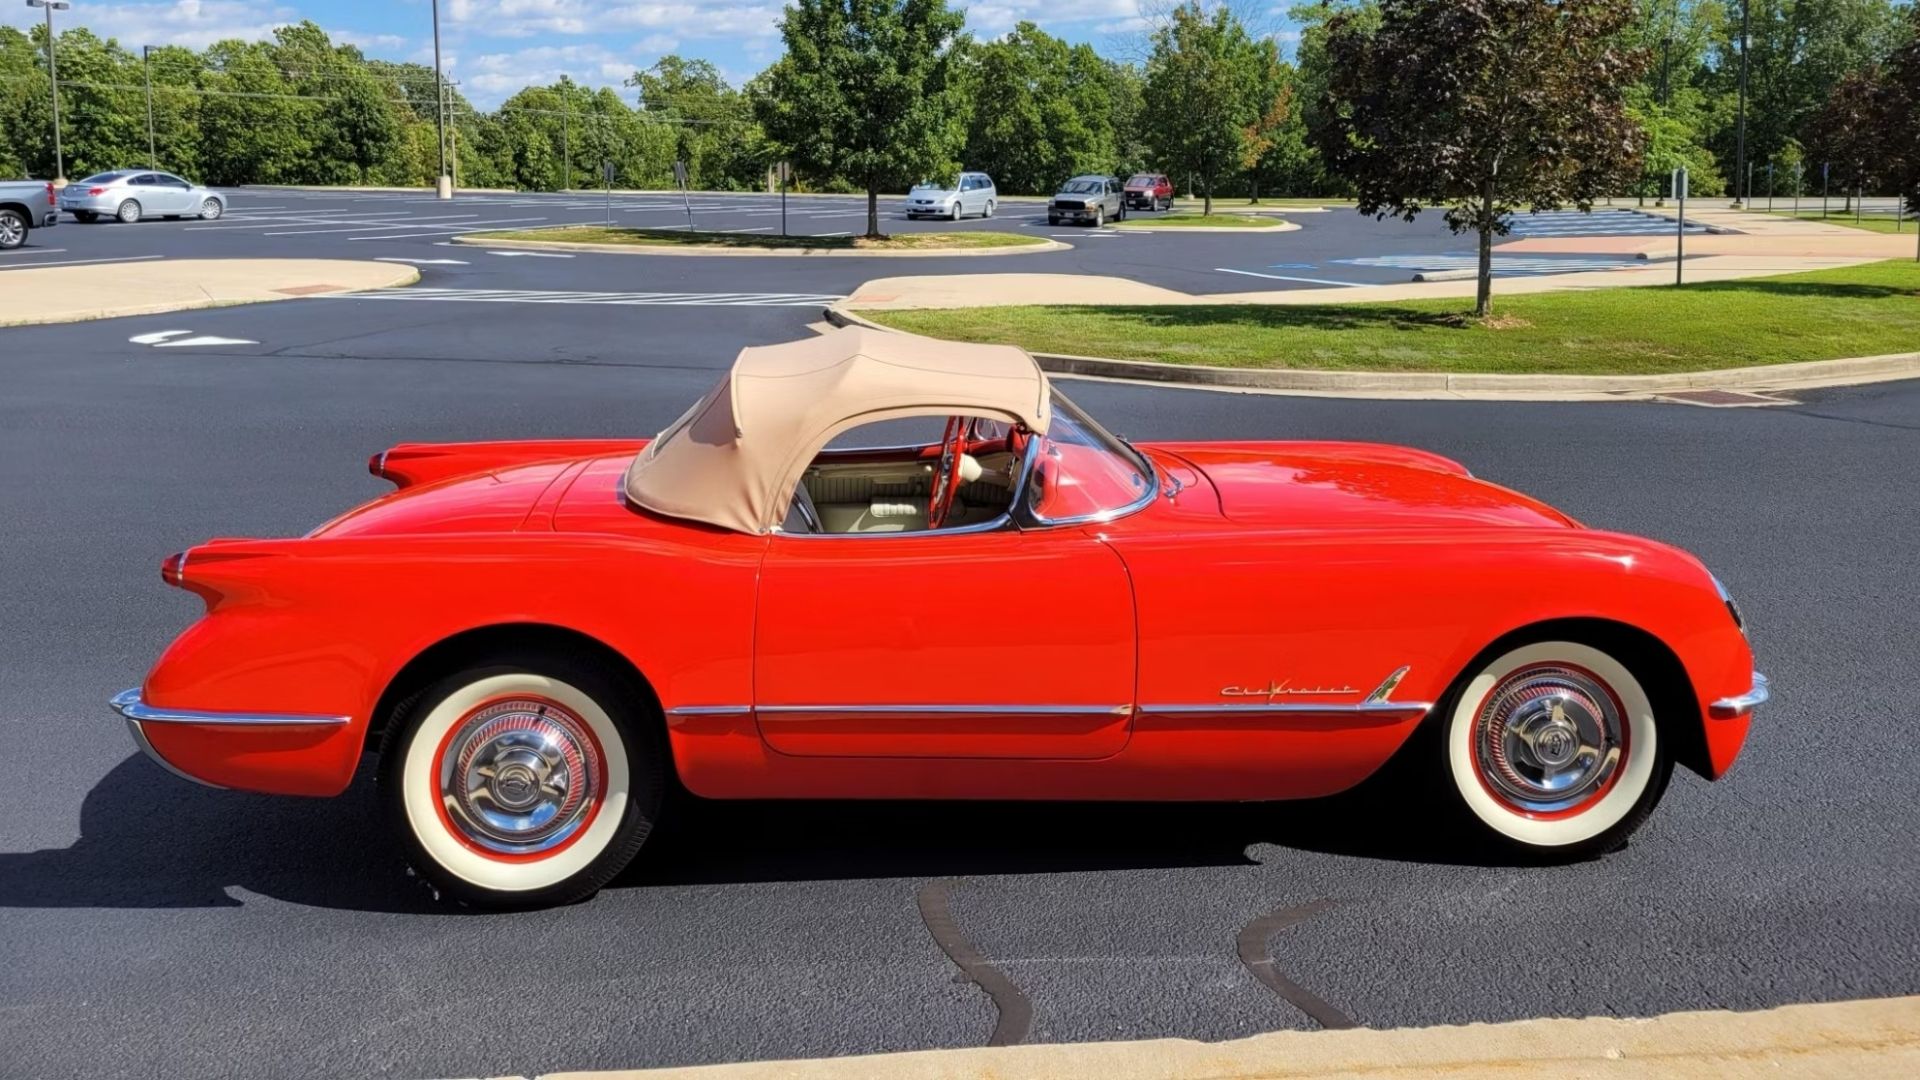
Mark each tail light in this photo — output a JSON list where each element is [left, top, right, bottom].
[[45, 183, 55, 205], [88, 186, 107, 196]]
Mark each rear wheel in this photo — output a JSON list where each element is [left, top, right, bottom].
[[0, 208, 24, 250], [378, 654, 666, 907], [116, 199, 142, 224], [73, 210, 98, 223], [1441, 640, 1671, 858]]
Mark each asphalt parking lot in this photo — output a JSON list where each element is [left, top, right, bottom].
[[0, 186, 1685, 295], [2, 261, 1918, 1077]]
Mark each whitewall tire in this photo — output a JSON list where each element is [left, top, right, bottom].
[[379, 657, 664, 907], [1443, 640, 1670, 856]]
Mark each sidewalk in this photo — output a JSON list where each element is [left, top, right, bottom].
[[0, 259, 419, 327], [533, 995, 1920, 1080]]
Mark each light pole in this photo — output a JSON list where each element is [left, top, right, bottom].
[[1733, 0, 1749, 208], [27, 0, 70, 185], [431, 0, 450, 199], [142, 44, 156, 168]]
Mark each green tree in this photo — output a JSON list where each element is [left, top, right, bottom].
[[1313, 0, 1649, 317], [1143, 3, 1267, 213], [958, 23, 1118, 194], [756, 0, 969, 236], [630, 56, 763, 190]]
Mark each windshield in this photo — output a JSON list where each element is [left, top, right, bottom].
[[1127, 174, 1157, 186], [1026, 387, 1155, 523], [912, 178, 959, 192], [1059, 179, 1103, 195]]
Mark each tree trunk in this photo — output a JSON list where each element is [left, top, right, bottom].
[[1203, 175, 1213, 216], [1475, 221, 1493, 318], [866, 186, 880, 239]]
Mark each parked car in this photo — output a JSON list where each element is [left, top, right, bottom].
[[0, 178, 58, 249], [59, 170, 225, 223], [1049, 175, 1125, 226], [114, 326, 1764, 908], [1124, 173, 1174, 211], [905, 172, 997, 219]]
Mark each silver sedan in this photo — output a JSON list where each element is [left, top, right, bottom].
[[59, 170, 226, 223]]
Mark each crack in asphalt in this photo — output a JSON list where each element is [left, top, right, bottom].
[[1236, 899, 1357, 1030], [915, 879, 1033, 1047]]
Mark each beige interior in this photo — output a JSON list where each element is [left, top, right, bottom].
[[623, 327, 1050, 534], [787, 450, 1019, 534]]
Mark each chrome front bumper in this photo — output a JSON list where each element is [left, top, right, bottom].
[[1709, 671, 1770, 719]]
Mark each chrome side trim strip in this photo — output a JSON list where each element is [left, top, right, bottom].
[[664, 704, 754, 717], [109, 688, 350, 727], [756, 703, 1134, 717], [1143, 701, 1432, 717], [1709, 671, 1770, 719], [122, 717, 225, 788]]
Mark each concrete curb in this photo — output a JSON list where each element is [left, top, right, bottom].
[[0, 260, 421, 328], [1111, 219, 1301, 233], [517, 995, 1920, 1079], [823, 306, 1920, 398], [454, 233, 1072, 258]]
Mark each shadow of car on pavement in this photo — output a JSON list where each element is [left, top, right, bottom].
[[0, 752, 1499, 913]]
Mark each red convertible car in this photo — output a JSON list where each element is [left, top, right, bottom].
[[114, 328, 1766, 906]]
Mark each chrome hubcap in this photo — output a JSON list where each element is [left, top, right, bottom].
[[439, 698, 600, 855], [1475, 665, 1623, 814]]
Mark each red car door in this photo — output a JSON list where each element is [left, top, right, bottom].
[[753, 528, 1136, 759]]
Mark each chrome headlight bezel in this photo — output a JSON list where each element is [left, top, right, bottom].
[[1711, 573, 1745, 636]]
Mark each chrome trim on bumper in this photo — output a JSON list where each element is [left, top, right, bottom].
[[1709, 672, 1770, 719], [121, 715, 225, 788], [109, 688, 350, 727]]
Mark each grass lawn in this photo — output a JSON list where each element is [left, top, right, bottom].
[[1130, 213, 1288, 228], [470, 226, 1047, 250], [1761, 210, 1912, 236], [866, 260, 1920, 375]]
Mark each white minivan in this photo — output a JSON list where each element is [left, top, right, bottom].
[[904, 172, 997, 220]]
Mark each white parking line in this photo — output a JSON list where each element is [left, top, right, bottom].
[[0, 248, 68, 257], [374, 256, 470, 265], [1214, 268, 1368, 286], [345, 217, 551, 239], [0, 254, 165, 271], [264, 215, 483, 236]]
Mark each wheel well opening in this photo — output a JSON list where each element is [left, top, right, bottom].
[[1469, 617, 1711, 780], [365, 623, 662, 751]]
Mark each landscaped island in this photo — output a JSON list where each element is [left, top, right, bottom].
[[866, 261, 1920, 376], [462, 227, 1051, 252]]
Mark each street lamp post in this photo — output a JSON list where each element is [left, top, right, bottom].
[[143, 44, 156, 169], [1733, 0, 1749, 208], [27, 0, 71, 185], [431, 0, 450, 199]]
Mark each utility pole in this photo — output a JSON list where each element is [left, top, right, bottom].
[[1733, 0, 1749, 208], [27, 0, 70, 185], [142, 44, 155, 168], [431, 0, 450, 199]]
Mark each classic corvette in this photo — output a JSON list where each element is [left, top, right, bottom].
[[114, 327, 1766, 906]]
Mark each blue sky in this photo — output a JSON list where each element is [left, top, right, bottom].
[[4, 1, 1300, 109]]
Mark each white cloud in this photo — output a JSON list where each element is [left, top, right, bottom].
[[445, 0, 781, 42], [464, 42, 638, 100], [0, 1, 400, 54]]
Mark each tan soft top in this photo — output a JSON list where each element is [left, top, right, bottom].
[[624, 327, 1052, 534]]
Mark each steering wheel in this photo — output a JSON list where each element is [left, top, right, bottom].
[[925, 415, 968, 529]]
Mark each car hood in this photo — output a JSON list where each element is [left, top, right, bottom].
[[1164, 442, 1581, 530]]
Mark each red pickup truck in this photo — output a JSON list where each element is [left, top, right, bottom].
[[1123, 173, 1174, 212]]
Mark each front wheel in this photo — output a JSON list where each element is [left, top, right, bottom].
[[199, 198, 223, 220], [116, 199, 142, 224], [1092, 206, 1104, 228], [378, 655, 666, 907], [949, 201, 961, 222], [983, 199, 995, 219], [1442, 640, 1671, 859]]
